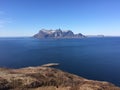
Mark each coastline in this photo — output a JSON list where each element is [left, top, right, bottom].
[[0, 63, 120, 90]]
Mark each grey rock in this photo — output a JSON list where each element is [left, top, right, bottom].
[[33, 29, 85, 38]]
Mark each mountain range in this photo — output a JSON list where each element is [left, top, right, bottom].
[[33, 29, 85, 38]]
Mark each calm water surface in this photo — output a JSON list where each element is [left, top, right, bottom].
[[0, 37, 120, 86]]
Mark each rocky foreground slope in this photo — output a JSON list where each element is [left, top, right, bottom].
[[0, 64, 120, 90], [33, 29, 85, 38]]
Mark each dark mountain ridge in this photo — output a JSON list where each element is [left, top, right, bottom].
[[33, 29, 85, 38]]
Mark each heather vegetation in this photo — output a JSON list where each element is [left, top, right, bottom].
[[0, 64, 120, 90]]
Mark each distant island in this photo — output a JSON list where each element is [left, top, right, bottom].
[[86, 35, 105, 38], [33, 29, 85, 38]]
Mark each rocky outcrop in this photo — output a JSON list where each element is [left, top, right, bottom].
[[0, 64, 120, 90], [33, 29, 85, 38]]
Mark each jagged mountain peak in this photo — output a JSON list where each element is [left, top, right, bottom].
[[34, 29, 85, 38]]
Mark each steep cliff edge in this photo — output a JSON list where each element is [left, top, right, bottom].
[[0, 64, 120, 90]]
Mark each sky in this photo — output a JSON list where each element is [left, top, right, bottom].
[[0, 0, 120, 36]]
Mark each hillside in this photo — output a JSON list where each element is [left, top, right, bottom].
[[0, 64, 120, 90]]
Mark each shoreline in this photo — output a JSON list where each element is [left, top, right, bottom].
[[0, 63, 120, 90]]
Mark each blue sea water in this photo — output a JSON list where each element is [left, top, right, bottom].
[[0, 37, 120, 86]]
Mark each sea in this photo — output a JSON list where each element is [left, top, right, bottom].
[[0, 37, 120, 86]]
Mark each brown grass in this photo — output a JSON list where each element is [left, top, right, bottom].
[[0, 65, 120, 90]]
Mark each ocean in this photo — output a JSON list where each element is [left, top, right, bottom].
[[0, 37, 120, 86]]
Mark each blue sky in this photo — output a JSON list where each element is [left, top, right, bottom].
[[0, 0, 120, 36]]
